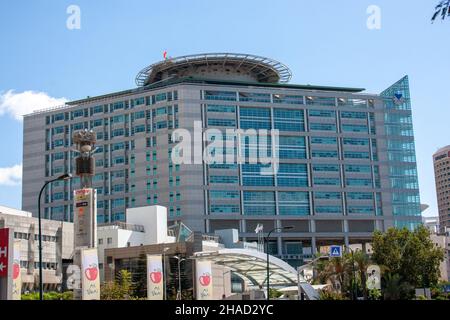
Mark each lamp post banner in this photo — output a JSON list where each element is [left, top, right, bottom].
[[81, 248, 100, 300], [196, 260, 213, 300], [147, 254, 164, 300], [11, 240, 21, 300], [0, 228, 13, 300]]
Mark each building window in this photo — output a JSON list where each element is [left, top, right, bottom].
[[207, 105, 236, 113], [107, 237, 113, 245], [274, 108, 305, 132], [207, 118, 236, 127], [309, 109, 336, 118], [204, 90, 236, 101], [243, 191, 275, 215]]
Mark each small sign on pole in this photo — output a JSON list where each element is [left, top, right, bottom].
[[329, 245, 342, 258], [366, 265, 381, 290]]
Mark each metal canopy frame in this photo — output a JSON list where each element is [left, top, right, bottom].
[[194, 248, 301, 287], [135, 53, 292, 86]]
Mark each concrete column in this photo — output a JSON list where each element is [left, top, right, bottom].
[[311, 236, 317, 255], [343, 220, 349, 233], [310, 219, 316, 233], [277, 237, 283, 256]]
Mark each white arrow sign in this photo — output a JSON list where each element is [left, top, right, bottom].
[[0, 246, 7, 258]]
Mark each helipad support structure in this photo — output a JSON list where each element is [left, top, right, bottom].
[[135, 53, 292, 86], [23, 53, 421, 269]]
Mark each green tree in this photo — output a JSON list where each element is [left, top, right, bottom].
[[353, 250, 371, 299], [133, 253, 147, 298], [319, 290, 348, 300], [382, 273, 413, 300], [101, 269, 135, 300], [315, 255, 353, 296], [269, 288, 282, 299], [432, 1, 450, 22], [21, 291, 73, 300], [431, 281, 450, 300], [367, 288, 381, 300], [372, 226, 444, 294]]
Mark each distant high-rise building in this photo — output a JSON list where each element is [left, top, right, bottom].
[[433, 145, 450, 233], [22, 53, 422, 265]]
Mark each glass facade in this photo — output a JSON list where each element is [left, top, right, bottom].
[[381, 76, 421, 229]]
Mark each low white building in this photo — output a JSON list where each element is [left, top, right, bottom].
[[97, 205, 176, 280], [0, 205, 178, 289], [0, 205, 73, 292]]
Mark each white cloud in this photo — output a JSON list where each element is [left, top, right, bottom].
[[0, 90, 67, 121], [0, 164, 22, 186]]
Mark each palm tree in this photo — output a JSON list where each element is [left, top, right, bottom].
[[316, 256, 352, 294], [432, 0, 450, 22], [353, 250, 371, 299], [382, 273, 413, 300], [382, 273, 401, 300]]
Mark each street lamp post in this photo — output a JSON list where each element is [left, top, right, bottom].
[[174, 255, 185, 300], [37, 173, 72, 301], [162, 247, 170, 300], [264, 226, 293, 301]]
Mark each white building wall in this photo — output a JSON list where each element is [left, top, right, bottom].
[[430, 234, 449, 282], [127, 205, 174, 245]]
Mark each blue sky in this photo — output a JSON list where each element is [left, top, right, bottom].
[[0, 0, 448, 216]]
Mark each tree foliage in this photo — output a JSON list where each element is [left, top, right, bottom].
[[269, 288, 282, 299], [315, 252, 366, 299], [371, 226, 444, 289], [432, 0, 450, 22], [101, 269, 136, 300], [319, 290, 348, 300], [21, 291, 73, 300], [315, 226, 445, 300], [133, 253, 148, 298]]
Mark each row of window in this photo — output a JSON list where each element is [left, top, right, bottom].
[[17, 261, 59, 270], [49, 107, 178, 136], [14, 232, 58, 242], [207, 110, 375, 134], [208, 190, 382, 216], [204, 91, 374, 108], [46, 91, 178, 124]]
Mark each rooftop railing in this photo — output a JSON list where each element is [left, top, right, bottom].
[[98, 221, 145, 233]]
